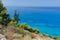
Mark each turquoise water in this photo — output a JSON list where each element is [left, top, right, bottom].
[[6, 7, 60, 36]]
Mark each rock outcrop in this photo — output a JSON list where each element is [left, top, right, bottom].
[[0, 34, 6, 40]]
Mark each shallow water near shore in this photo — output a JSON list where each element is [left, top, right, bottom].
[[6, 7, 60, 36]]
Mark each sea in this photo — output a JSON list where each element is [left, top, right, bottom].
[[6, 7, 60, 36]]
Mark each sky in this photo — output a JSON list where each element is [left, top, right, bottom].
[[2, 0, 60, 7]]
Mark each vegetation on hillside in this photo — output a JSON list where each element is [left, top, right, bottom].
[[0, 0, 39, 34], [0, 0, 60, 40]]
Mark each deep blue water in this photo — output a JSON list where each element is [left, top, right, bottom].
[[6, 7, 60, 36]]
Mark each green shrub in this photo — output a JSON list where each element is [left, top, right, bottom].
[[19, 23, 27, 28], [19, 23, 39, 33], [32, 28, 39, 33], [55, 37, 60, 40]]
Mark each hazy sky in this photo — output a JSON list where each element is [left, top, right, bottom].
[[2, 0, 60, 7]]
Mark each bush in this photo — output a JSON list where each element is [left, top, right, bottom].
[[51, 36, 60, 40], [32, 28, 39, 33], [19, 23, 27, 28], [19, 23, 39, 33]]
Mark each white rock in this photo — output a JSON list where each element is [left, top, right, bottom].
[[0, 34, 7, 40]]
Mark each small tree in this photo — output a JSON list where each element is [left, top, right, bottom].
[[14, 10, 20, 23]]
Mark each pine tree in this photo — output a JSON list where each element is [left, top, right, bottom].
[[14, 10, 20, 23], [0, 0, 10, 26]]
